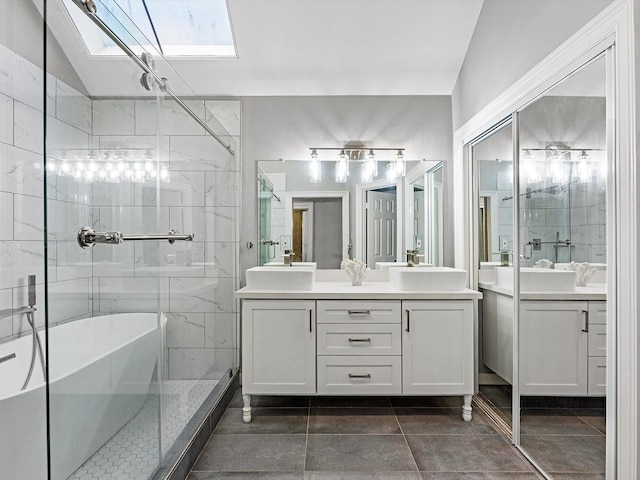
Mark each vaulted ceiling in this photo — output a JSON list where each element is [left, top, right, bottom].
[[45, 0, 484, 97]]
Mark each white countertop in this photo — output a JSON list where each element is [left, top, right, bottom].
[[236, 281, 483, 300], [478, 281, 607, 300]]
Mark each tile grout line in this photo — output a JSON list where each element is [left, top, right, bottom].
[[303, 396, 310, 473], [393, 401, 422, 475]]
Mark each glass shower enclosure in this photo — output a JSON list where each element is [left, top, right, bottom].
[[0, 1, 239, 478]]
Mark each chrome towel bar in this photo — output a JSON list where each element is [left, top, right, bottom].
[[77, 226, 194, 249]]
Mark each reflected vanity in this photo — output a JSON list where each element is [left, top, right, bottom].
[[472, 55, 608, 477]]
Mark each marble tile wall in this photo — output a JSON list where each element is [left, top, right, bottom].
[[263, 172, 287, 261], [92, 98, 241, 380], [0, 44, 93, 342], [480, 160, 606, 266], [1, 44, 241, 381]]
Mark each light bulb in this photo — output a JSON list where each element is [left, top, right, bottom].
[[309, 149, 321, 183], [335, 150, 349, 183]]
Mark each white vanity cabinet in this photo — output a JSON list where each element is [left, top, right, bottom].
[[519, 300, 590, 395], [519, 300, 606, 396], [238, 285, 481, 424], [241, 300, 316, 396], [316, 300, 402, 395], [587, 301, 607, 395], [402, 301, 474, 396]]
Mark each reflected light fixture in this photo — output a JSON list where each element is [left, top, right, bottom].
[[520, 149, 541, 183], [386, 149, 406, 181], [575, 150, 592, 183], [46, 149, 169, 184], [309, 148, 321, 182]]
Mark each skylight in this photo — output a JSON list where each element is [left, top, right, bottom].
[[63, 0, 236, 57]]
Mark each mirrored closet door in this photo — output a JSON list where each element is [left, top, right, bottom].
[[516, 54, 607, 477], [472, 51, 610, 478]]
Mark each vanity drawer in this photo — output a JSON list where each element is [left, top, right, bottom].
[[588, 356, 606, 395], [317, 300, 401, 324], [317, 356, 401, 394], [588, 301, 607, 325], [317, 323, 401, 356], [588, 324, 607, 357]]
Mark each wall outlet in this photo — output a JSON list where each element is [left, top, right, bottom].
[[280, 235, 291, 250], [498, 235, 511, 252]]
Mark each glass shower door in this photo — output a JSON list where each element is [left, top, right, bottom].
[[44, 1, 240, 479], [45, 62, 168, 480]]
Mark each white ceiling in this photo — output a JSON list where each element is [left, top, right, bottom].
[[47, 0, 484, 97]]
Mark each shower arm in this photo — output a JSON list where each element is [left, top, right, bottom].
[[70, 0, 235, 156], [77, 226, 194, 249]]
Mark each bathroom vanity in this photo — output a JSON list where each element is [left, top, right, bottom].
[[480, 277, 606, 397], [236, 268, 482, 423]]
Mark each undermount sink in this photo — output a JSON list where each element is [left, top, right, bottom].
[[388, 267, 467, 291], [245, 266, 315, 290], [495, 267, 576, 292]]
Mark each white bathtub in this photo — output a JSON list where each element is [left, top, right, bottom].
[[0, 313, 163, 480]]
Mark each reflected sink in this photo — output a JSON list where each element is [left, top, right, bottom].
[[245, 266, 315, 290], [495, 267, 576, 292], [375, 262, 433, 270], [388, 267, 467, 291], [263, 261, 317, 268]]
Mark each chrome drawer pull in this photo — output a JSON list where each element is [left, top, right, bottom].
[[348, 310, 371, 315], [348, 373, 372, 379], [348, 337, 372, 342]]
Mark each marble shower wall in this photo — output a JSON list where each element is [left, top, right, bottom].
[[0, 44, 241, 381], [479, 158, 607, 267], [0, 43, 93, 342], [92, 98, 241, 380]]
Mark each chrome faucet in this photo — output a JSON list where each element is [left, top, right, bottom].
[[404, 249, 420, 267], [283, 249, 296, 266]]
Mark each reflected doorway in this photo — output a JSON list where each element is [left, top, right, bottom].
[[366, 187, 397, 268]]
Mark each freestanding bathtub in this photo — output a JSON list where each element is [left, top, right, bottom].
[[0, 313, 163, 480]]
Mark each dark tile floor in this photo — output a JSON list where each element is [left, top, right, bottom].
[[188, 388, 544, 479], [478, 384, 606, 479]]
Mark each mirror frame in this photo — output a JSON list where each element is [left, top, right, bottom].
[[404, 161, 443, 265]]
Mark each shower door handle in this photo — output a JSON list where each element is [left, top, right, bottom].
[[77, 226, 194, 249]]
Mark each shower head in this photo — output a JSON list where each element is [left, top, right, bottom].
[[28, 275, 36, 307]]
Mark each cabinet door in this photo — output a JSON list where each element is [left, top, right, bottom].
[[402, 301, 474, 395], [519, 301, 588, 395], [242, 300, 316, 394]]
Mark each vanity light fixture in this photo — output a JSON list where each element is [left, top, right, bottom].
[[308, 146, 405, 183], [360, 150, 378, 183], [309, 148, 322, 182], [335, 149, 349, 183]]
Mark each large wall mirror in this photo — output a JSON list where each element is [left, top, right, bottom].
[[257, 159, 443, 269], [473, 52, 608, 478]]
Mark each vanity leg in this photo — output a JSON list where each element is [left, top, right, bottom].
[[462, 394, 473, 422], [242, 394, 252, 423]]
